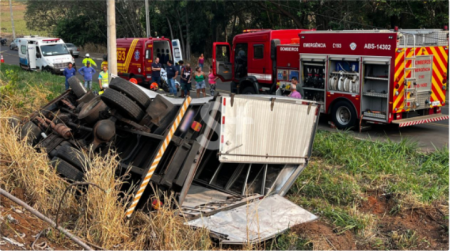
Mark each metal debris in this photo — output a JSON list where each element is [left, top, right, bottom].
[[6, 214, 18, 224], [2, 236, 25, 247]]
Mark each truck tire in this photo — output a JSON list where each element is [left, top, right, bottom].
[[56, 145, 87, 171], [68, 76, 87, 98], [51, 157, 84, 182], [101, 88, 144, 121], [109, 78, 150, 109], [242, 86, 257, 94], [20, 121, 41, 144], [331, 100, 357, 130]]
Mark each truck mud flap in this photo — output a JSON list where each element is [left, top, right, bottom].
[[392, 114, 449, 127], [187, 194, 317, 244]]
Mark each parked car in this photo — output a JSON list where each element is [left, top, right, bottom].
[[16, 76, 321, 244], [65, 43, 79, 58], [10, 38, 19, 50]]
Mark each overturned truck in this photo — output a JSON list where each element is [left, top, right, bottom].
[[19, 76, 321, 244]]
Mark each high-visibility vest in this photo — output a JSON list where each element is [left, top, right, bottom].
[[100, 71, 109, 86]]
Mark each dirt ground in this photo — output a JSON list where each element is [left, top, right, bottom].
[[0, 190, 81, 251], [293, 193, 449, 250]]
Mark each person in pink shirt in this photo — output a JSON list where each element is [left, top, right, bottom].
[[208, 66, 219, 96], [198, 53, 204, 70], [288, 77, 302, 99]]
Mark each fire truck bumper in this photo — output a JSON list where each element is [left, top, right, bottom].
[[392, 114, 449, 127]]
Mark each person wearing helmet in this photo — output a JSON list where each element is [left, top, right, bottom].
[[82, 53, 98, 67]]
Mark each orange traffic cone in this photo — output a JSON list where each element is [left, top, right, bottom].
[[0, 55, 4, 63]]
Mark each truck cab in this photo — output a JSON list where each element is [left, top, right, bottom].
[[212, 29, 313, 94], [18, 36, 75, 74]]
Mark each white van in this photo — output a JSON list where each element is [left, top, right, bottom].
[[18, 36, 75, 74], [171, 39, 183, 64]]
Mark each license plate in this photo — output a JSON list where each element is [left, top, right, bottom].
[[431, 101, 440, 106], [60, 69, 64, 72]]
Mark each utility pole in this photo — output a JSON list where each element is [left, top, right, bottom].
[[9, 0, 16, 39], [145, 0, 150, 37], [107, 0, 117, 79]]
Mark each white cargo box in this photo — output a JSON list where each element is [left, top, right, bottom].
[[219, 95, 320, 164]]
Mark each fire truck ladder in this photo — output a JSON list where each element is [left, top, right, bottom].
[[403, 33, 418, 110]]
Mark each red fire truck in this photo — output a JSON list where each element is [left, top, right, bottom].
[[213, 29, 449, 129], [116, 37, 174, 84]]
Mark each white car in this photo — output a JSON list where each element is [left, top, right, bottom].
[[65, 43, 80, 58]]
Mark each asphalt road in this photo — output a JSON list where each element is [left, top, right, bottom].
[[2, 46, 448, 151]]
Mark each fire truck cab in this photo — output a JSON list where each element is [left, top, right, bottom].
[[212, 29, 313, 94], [116, 37, 175, 85]]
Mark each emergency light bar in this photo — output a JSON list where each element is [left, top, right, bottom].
[[243, 29, 270, 33], [43, 39, 60, 42]]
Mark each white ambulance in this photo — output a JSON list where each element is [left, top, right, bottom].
[[18, 36, 75, 74]]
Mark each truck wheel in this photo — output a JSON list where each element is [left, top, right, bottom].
[[101, 88, 144, 121], [68, 76, 87, 98], [109, 78, 150, 109], [56, 145, 87, 171], [51, 157, 84, 182], [241, 86, 256, 94], [20, 121, 41, 144], [331, 100, 357, 130]]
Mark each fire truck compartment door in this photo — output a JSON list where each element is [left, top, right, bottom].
[[187, 194, 317, 244], [213, 42, 232, 81], [219, 95, 320, 164]]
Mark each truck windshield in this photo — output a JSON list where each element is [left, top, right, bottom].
[[40, 44, 70, 56]]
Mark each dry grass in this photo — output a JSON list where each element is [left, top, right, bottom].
[[0, 82, 213, 250]]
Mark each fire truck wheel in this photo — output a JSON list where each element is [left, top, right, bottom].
[[51, 157, 84, 182], [241, 86, 257, 94], [331, 100, 357, 130], [101, 88, 144, 121], [109, 78, 150, 109], [68, 76, 87, 98], [56, 144, 88, 171]]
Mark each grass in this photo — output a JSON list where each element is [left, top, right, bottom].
[[288, 130, 449, 249]]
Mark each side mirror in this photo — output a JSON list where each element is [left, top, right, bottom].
[[36, 53, 41, 58]]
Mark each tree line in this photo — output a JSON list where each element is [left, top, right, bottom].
[[26, 0, 449, 60]]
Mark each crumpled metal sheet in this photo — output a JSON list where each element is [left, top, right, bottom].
[[187, 194, 317, 244]]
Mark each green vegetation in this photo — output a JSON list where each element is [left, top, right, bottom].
[[0, 64, 64, 116], [288, 130, 449, 248]]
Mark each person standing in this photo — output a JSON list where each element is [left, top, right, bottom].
[[288, 77, 301, 99], [180, 63, 192, 98], [194, 66, 207, 98], [166, 60, 178, 96], [98, 65, 109, 94], [82, 53, 98, 67], [62, 62, 76, 90], [152, 57, 162, 86], [198, 53, 204, 70], [78, 62, 96, 90], [208, 66, 218, 96]]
